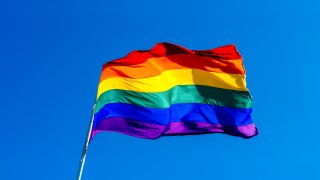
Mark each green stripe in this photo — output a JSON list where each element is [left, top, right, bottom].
[[95, 85, 252, 113]]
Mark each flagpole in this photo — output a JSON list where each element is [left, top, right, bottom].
[[77, 104, 96, 180]]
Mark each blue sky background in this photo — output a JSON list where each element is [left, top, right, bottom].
[[1, 0, 320, 179]]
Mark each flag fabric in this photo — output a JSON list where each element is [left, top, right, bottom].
[[90, 42, 258, 140]]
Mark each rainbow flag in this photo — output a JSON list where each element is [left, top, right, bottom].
[[90, 42, 258, 139]]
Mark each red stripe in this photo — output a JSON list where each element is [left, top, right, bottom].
[[100, 43, 245, 80], [103, 42, 242, 68]]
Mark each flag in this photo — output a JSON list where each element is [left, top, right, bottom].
[[90, 42, 258, 140]]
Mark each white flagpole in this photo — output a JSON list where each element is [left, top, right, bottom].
[[77, 104, 96, 180]]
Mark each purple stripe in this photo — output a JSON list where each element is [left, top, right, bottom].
[[90, 117, 166, 139], [90, 117, 258, 140], [165, 122, 258, 138]]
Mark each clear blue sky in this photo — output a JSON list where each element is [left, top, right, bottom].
[[1, 0, 319, 179]]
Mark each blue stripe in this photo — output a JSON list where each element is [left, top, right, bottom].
[[93, 103, 252, 128]]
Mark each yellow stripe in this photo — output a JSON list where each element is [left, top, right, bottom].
[[97, 69, 248, 99]]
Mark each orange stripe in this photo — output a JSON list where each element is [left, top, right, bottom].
[[100, 54, 245, 81]]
